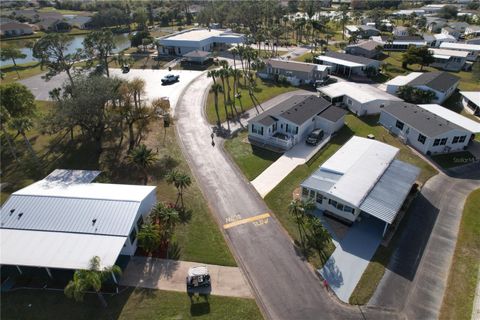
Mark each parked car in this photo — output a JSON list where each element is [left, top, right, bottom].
[[306, 129, 324, 146], [161, 74, 180, 85], [122, 65, 130, 73]]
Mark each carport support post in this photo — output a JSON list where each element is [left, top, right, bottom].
[[111, 271, 118, 284], [16, 265, 23, 275], [383, 222, 389, 237], [45, 267, 53, 279]]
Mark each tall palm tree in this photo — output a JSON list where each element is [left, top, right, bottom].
[[64, 256, 121, 307], [128, 144, 158, 185], [211, 83, 222, 126], [166, 170, 192, 209], [137, 221, 161, 255], [288, 198, 315, 248], [305, 216, 331, 261]]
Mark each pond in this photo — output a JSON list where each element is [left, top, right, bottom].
[[0, 32, 132, 67]]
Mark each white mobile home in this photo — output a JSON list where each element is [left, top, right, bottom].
[[318, 82, 402, 116], [460, 91, 480, 115], [384, 71, 460, 104], [439, 42, 480, 61], [315, 51, 381, 78], [248, 95, 346, 150], [301, 136, 419, 233], [379, 102, 479, 155], [0, 170, 157, 274]]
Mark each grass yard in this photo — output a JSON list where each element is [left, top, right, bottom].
[[0, 101, 236, 267], [1, 288, 262, 320], [205, 77, 297, 125], [226, 113, 437, 269], [0, 62, 44, 84], [224, 131, 282, 180], [440, 188, 480, 320], [432, 151, 477, 169]]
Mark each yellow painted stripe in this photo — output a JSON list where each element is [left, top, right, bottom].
[[223, 213, 271, 230]]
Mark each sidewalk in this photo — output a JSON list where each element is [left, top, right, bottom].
[[119, 256, 253, 298], [251, 137, 330, 198]]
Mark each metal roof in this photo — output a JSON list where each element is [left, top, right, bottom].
[[322, 51, 378, 66], [319, 82, 401, 104], [460, 91, 480, 106], [1, 195, 141, 236], [266, 59, 318, 73], [1, 229, 126, 270], [43, 169, 101, 184], [440, 42, 480, 52], [300, 168, 341, 193], [360, 160, 420, 224], [418, 104, 480, 133]]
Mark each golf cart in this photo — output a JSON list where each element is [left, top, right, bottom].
[[186, 266, 211, 294], [121, 64, 130, 73]]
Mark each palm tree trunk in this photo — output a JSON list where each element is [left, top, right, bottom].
[[12, 57, 20, 78], [128, 122, 135, 151], [2, 128, 18, 162], [21, 132, 39, 164], [214, 91, 221, 126]]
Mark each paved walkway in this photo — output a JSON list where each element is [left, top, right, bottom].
[[319, 214, 384, 303], [251, 137, 330, 198], [119, 256, 253, 298]]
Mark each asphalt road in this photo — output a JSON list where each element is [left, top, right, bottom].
[[369, 163, 480, 319], [175, 72, 397, 320]]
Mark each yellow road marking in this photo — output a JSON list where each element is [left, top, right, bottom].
[[223, 213, 271, 230]]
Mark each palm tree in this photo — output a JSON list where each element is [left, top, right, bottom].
[[348, 33, 358, 44], [305, 216, 331, 261], [0, 106, 18, 162], [211, 83, 222, 126], [128, 144, 158, 185], [288, 199, 315, 248], [64, 256, 121, 307], [151, 202, 180, 246], [166, 170, 192, 209], [137, 221, 161, 255]]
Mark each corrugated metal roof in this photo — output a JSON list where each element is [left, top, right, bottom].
[[301, 168, 341, 192], [360, 160, 420, 224], [0, 229, 126, 270], [43, 169, 101, 184], [1, 195, 140, 236]]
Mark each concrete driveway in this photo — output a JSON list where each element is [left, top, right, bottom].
[[20, 68, 202, 115], [369, 163, 480, 319], [251, 137, 330, 198], [119, 256, 252, 298], [319, 214, 384, 303]]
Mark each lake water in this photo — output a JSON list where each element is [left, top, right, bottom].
[[1, 33, 132, 67]]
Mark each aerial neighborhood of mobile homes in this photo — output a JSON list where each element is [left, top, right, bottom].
[[0, 0, 479, 318]]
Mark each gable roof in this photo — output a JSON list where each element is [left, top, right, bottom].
[[346, 40, 382, 51], [322, 51, 378, 65], [266, 59, 317, 73], [407, 71, 460, 93], [418, 104, 480, 133], [249, 95, 332, 126], [382, 101, 462, 137]]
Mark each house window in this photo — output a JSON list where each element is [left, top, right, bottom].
[[344, 205, 354, 213], [251, 124, 263, 135], [459, 135, 466, 143], [309, 190, 315, 199], [396, 120, 404, 130], [286, 124, 289, 133], [302, 187, 309, 197], [316, 193, 323, 204], [129, 228, 137, 245], [328, 199, 337, 207], [417, 134, 426, 144], [440, 138, 448, 145], [453, 136, 459, 143], [347, 98, 353, 105], [295, 127, 299, 134], [178, 47, 181, 54], [136, 216, 144, 230], [336, 203, 344, 211], [433, 139, 440, 146]]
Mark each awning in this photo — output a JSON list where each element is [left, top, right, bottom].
[[360, 160, 420, 224], [0, 229, 126, 270]]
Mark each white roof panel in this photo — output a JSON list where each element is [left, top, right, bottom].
[[324, 137, 399, 207], [460, 91, 480, 106], [160, 28, 243, 42], [0, 229, 125, 270], [385, 72, 422, 87], [319, 82, 402, 104], [43, 169, 101, 184], [418, 104, 480, 133], [15, 180, 156, 202], [315, 55, 365, 67], [440, 42, 480, 52], [430, 48, 470, 58]]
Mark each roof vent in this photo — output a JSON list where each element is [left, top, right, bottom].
[[9, 209, 15, 216], [17, 213, 23, 220], [92, 218, 97, 226]]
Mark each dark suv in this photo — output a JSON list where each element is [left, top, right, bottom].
[[306, 129, 324, 146]]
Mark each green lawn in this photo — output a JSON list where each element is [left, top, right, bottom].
[[226, 113, 437, 269], [432, 151, 477, 169], [1, 288, 262, 320], [0, 62, 44, 84], [379, 52, 480, 91], [205, 77, 297, 125], [1, 101, 236, 267], [440, 189, 480, 320], [224, 131, 282, 180]]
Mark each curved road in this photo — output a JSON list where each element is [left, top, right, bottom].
[[174, 72, 396, 319]]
